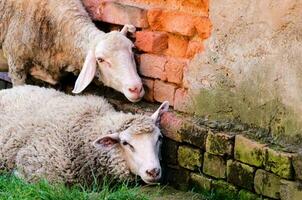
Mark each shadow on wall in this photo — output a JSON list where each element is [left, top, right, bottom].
[[186, 0, 302, 146]]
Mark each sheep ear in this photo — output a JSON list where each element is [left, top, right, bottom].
[[72, 50, 96, 94], [93, 132, 120, 149], [120, 24, 136, 35], [151, 101, 169, 126]]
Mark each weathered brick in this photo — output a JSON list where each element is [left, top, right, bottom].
[[227, 160, 255, 190], [98, 2, 148, 27], [234, 135, 266, 167], [203, 153, 226, 179], [161, 138, 178, 165], [292, 153, 302, 181], [190, 173, 212, 191], [142, 78, 154, 102], [174, 89, 191, 112], [212, 180, 238, 194], [165, 57, 187, 84], [164, 166, 190, 191], [186, 40, 204, 58], [194, 16, 212, 39], [254, 169, 281, 199], [160, 112, 183, 142], [178, 145, 203, 171], [154, 80, 177, 106], [165, 34, 189, 58], [206, 131, 234, 156], [147, 9, 196, 36], [135, 31, 168, 53], [238, 190, 261, 200], [179, 122, 208, 148], [280, 180, 302, 200], [265, 148, 293, 179], [139, 54, 167, 80]]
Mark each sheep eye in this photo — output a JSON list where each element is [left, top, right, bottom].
[[97, 58, 104, 62], [122, 141, 135, 151]]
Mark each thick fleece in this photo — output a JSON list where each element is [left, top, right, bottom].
[[0, 85, 156, 184]]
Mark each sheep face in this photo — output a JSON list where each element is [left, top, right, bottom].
[[72, 25, 144, 103], [93, 101, 170, 184]]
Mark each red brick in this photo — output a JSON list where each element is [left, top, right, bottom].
[[186, 40, 204, 58], [139, 54, 167, 80], [154, 80, 177, 106], [160, 112, 184, 142], [142, 78, 154, 102], [135, 31, 168, 53], [98, 2, 149, 28], [165, 57, 188, 84], [182, 65, 190, 88], [82, 0, 101, 20], [147, 9, 196, 36], [174, 88, 191, 112], [165, 34, 189, 58], [194, 17, 212, 39]]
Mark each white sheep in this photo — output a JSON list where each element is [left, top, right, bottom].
[[0, 0, 145, 102], [0, 85, 169, 184]]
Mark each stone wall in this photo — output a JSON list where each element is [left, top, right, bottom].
[[109, 99, 302, 200], [82, 0, 212, 111]]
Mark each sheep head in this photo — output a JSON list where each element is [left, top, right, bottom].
[[93, 101, 169, 184], [72, 24, 144, 103]]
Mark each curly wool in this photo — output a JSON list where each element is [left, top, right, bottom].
[[0, 0, 104, 85], [0, 85, 159, 184]]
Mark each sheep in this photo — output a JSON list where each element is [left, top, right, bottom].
[[0, 0, 145, 102], [0, 85, 169, 185]]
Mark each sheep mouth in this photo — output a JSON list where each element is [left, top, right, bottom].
[[126, 96, 143, 103], [141, 177, 161, 185]]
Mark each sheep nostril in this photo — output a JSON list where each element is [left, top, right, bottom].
[[146, 168, 160, 178], [128, 87, 138, 94]]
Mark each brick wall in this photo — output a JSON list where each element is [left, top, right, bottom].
[[82, 0, 212, 111], [111, 99, 302, 200]]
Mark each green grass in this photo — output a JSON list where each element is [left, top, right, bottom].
[[0, 174, 149, 200]]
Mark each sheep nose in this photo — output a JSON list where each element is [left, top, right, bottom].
[[146, 168, 161, 178], [128, 85, 143, 95]]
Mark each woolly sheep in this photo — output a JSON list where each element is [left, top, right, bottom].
[[0, 85, 169, 184], [0, 0, 144, 102]]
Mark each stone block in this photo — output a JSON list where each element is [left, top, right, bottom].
[[265, 148, 293, 179], [254, 169, 281, 199], [292, 153, 302, 181], [179, 122, 208, 149], [203, 153, 226, 179], [178, 145, 203, 171], [190, 173, 212, 191], [280, 180, 302, 200], [206, 131, 234, 157], [234, 135, 266, 167], [227, 160, 255, 190]]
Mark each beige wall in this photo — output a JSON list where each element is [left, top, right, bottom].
[[187, 0, 302, 145]]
